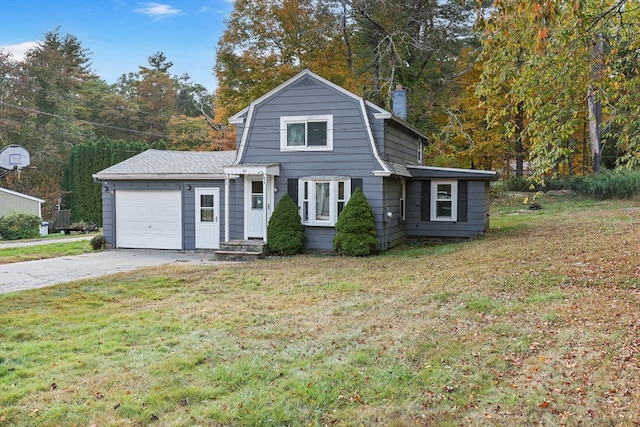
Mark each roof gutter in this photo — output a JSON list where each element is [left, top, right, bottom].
[[92, 173, 228, 181]]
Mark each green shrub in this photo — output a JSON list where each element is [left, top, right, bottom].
[[571, 169, 640, 198], [0, 212, 42, 240], [90, 234, 106, 251], [333, 187, 379, 256], [267, 194, 306, 255]]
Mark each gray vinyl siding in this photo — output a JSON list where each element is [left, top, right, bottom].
[[226, 178, 244, 240], [101, 180, 232, 250], [101, 185, 115, 246], [366, 105, 386, 153], [382, 121, 421, 165], [405, 180, 490, 239], [239, 75, 387, 250], [185, 181, 227, 248], [379, 177, 407, 250], [277, 175, 385, 250]]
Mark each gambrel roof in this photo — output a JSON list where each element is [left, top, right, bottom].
[[228, 69, 428, 176]]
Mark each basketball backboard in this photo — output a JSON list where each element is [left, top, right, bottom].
[[0, 145, 30, 170]]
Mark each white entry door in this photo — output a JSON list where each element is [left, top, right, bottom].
[[246, 177, 264, 239], [195, 187, 220, 249]]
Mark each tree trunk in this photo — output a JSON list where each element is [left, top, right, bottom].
[[515, 105, 525, 177], [588, 32, 604, 173]]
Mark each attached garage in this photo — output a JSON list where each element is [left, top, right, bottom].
[[93, 149, 237, 251], [115, 190, 182, 249]]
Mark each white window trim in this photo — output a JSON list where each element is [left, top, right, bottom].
[[280, 115, 333, 151], [298, 177, 350, 226], [418, 139, 424, 164], [430, 180, 458, 222]]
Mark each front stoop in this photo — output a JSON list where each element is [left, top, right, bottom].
[[214, 240, 268, 262]]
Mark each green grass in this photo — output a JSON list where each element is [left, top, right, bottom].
[[0, 240, 95, 263], [1, 195, 640, 425]]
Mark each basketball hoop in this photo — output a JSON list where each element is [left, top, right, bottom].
[[0, 145, 30, 179]]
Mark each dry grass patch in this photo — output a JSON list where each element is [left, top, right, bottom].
[[1, 195, 640, 426]]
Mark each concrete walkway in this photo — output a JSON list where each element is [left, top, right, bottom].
[[0, 248, 222, 295]]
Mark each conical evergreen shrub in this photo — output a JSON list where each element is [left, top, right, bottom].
[[333, 187, 379, 256], [267, 193, 306, 255]]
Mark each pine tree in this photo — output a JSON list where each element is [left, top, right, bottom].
[[267, 194, 306, 255], [332, 187, 379, 256]]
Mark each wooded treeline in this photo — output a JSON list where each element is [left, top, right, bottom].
[[0, 29, 231, 220], [1, 1, 638, 223]]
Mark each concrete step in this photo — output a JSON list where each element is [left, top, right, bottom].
[[214, 250, 264, 262], [214, 240, 267, 261], [219, 240, 268, 254]]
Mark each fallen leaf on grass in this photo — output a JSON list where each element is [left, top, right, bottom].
[[538, 401, 550, 408]]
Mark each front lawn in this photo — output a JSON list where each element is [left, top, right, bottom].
[[1, 194, 639, 426], [0, 240, 95, 264]]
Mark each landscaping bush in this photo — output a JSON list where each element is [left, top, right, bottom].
[[570, 169, 640, 198], [333, 187, 379, 256], [90, 234, 106, 251], [266, 194, 306, 255], [0, 212, 41, 240]]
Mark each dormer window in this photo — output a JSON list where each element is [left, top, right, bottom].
[[281, 115, 333, 151]]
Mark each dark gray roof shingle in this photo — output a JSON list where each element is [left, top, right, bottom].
[[94, 149, 237, 178]]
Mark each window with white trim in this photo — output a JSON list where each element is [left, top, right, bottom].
[[418, 139, 424, 164], [299, 178, 350, 226], [430, 180, 457, 221], [280, 115, 333, 151]]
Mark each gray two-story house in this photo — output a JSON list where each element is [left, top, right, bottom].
[[94, 70, 496, 252]]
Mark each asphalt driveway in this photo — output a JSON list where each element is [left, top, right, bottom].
[[0, 245, 222, 295]]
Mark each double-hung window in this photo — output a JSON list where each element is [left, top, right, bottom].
[[299, 178, 350, 226], [430, 180, 457, 222], [281, 115, 333, 151]]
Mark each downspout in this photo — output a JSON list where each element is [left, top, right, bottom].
[[262, 173, 268, 243], [224, 174, 230, 242]]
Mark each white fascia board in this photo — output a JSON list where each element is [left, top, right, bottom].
[[0, 187, 45, 203], [229, 117, 245, 125], [408, 165, 497, 176], [224, 164, 280, 176], [92, 173, 227, 181], [359, 98, 391, 175], [372, 170, 392, 177]]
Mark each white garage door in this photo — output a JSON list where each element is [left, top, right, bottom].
[[115, 190, 182, 249]]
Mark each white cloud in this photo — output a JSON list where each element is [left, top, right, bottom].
[[0, 41, 40, 61], [134, 3, 183, 19]]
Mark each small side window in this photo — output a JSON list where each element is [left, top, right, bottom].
[[430, 180, 457, 221]]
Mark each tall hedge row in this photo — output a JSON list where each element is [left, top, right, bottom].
[[61, 138, 167, 226]]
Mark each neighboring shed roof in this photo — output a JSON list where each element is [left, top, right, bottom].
[[408, 165, 498, 180], [93, 149, 238, 180], [0, 187, 45, 203]]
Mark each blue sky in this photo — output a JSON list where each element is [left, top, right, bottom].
[[0, 1, 234, 91]]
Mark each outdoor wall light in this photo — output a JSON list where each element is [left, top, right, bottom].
[[103, 186, 108, 191], [186, 185, 192, 190], [384, 207, 393, 222]]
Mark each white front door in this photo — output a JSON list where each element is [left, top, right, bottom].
[[195, 187, 220, 249], [246, 177, 264, 239]]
